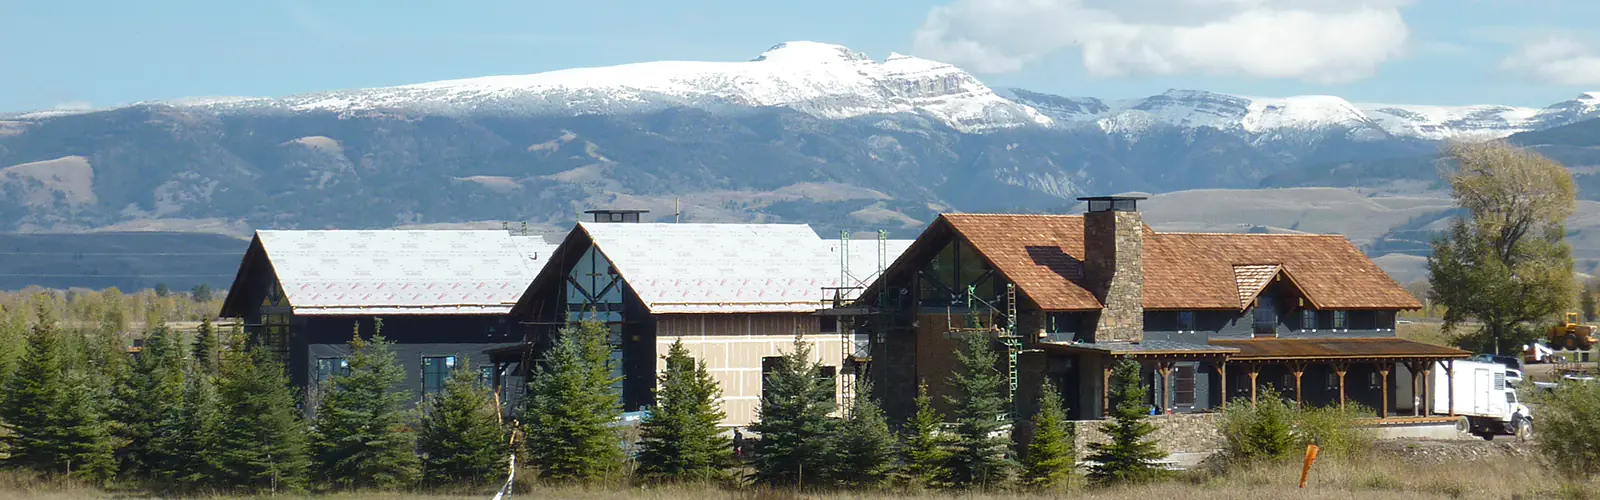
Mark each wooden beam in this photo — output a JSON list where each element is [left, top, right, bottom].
[[1378, 364, 1391, 419], [1247, 364, 1260, 405], [1158, 362, 1173, 415], [1446, 360, 1455, 417], [1102, 362, 1113, 419], [1420, 362, 1433, 416], [1291, 362, 1305, 409], [1333, 362, 1349, 410], [1217, 361, 1228, 409]]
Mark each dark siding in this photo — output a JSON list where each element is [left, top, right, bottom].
[[300, 315, 520, 410]]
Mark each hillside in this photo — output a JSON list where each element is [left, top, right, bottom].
[[1, 41, 1597, 238], [0, 232, 247, 291]]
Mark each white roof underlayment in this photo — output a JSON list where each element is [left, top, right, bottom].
[[579, 222, 913, 314], [256, 230, 553, 315]]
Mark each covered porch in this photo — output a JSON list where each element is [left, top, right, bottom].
[[1210, 338, 1471, 418], [1037, 341, 1238, 419]]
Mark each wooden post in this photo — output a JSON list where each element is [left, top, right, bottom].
[[1247, 364, 1260, 405], [1102, 362, 1113, 419], [1158, 362, 1173, 414], [1420, 362, 1433, 416], [1446, 360, 1455, 417], [1291, 362, 1305, 409], [1409, 361, 1423, 417], [1217, 360, 1229, 409], [1378, 364, 1391, 419], [1333, 362, 1348, 409]]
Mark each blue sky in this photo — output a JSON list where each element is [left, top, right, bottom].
[[3, 0, 1599, 112]]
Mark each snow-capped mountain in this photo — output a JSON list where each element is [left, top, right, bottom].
[[4, 41, 1600, 236], [38, 40, 1600, 141], [194, 41, 1052, 133]]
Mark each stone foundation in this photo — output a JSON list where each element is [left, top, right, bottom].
[[1072, 413, 1221, 459]]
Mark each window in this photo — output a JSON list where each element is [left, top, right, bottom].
[[479, 366, 495, 388], [1376, 310, 1397, 331], [1177, 311, 1196, 332], [818, 366, 837, 383], [1252, 296, 1277, 336], [761, 356, 781, 398], [422, 355, 457, 395], [1332, 311, 1348, 330], [315, 357, 349, 384], [821, 316, 838, 333], [1173, 365, 1196, 406], [1300, 309, 1317, 331]]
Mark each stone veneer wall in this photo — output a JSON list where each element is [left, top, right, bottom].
[[1083, 210, 1144, 342], [1072, 413, 1221, 459]]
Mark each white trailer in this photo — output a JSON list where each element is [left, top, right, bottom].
[[1429, 360, 1531, 439]]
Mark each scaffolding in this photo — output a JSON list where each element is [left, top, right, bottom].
[[827, 230, 891, 415], [945, 282, 1031, 419]]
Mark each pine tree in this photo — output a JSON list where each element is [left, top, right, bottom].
[[114, 323, 187, 481], [53, 370, 118, 484], [636, 338, 732, 483], [0, 317, 68, 472], [1021, 380, 1075, 490], [747, 334, 836, 487], [215, 347, 310, 493], [310, 321, 420, 489], [830, 382, 897, 489], [193, 317, 221, 375], [418, 358, 508, 486], [1087, 360, 1166, 485], [900, 381, 951, 490], [173, 363, 224, 489], [944, 333, 1017, 489], [521, 320, 625, 483]]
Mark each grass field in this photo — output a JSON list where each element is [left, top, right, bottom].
[[0, 450, 1583, 500]]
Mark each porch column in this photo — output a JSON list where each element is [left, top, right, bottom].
[[1420, 362, 1433, 416], [1157, 362, 1174, 414], [1446, 360, 1455, 417], [1408, 361, 1422, 417], [1377, 364, 1391, 419], [1291, 361, 1306, 409], [1217, 360, 1229, 408], [1333, 362, 1348, 409], [1102, 362, 1113, 418], [1247, 363, 1260, 405]]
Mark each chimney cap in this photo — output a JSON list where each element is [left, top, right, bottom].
[[584, 209, 650, 223], [1077, 193, 1147, 213], [1075, 192, 1150, 202], [584, 209, 651, 215]]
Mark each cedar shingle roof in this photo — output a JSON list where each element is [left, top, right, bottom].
[[1211, 338, 1468, 360], [940, 214, 1421, 312], [1232, 264, 1280, 309]]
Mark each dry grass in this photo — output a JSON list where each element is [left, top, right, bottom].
[[9, 454, 1587, 500], [1398, 321, 1457, 347]]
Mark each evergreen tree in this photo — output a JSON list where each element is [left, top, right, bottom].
[[418, 358, 508, 486], [310, 320, 420, 489], [1021, 380, 1075, 490], [0, 316, 67, 472], [944, 333, 1017, 489], [1086, 360, 1166, 485], [748, 334, 836, 487], [521, 320, 625, 483], [215, 347, 310, 493], [830, 382, 897, 489], [172, 364, 224, 489], [113, 323, 187, 480], [0, 306, 27, 397], [636, 338, 732, 483], [53, 370, 118, 484], [192, 317, 221, 375], [900, 381, 950, 490], [191, 283, 213, 302]]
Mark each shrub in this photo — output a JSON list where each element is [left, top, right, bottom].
[[1216, 389, 1375, 464], [1293, 404, 1375, 460], [1538, 380, 1600, 479]]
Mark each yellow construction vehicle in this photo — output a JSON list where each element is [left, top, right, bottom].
[[1549, 312, 1600, 351]]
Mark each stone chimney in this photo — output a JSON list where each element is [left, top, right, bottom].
[[1079, 194, 1146, 343]]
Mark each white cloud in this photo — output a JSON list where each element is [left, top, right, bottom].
[[1500, 37, 1600, 86], [912, 0, 1413, 84]]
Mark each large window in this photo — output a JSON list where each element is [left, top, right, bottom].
[[315, 357, 350, 384], [1252, 296, 1277, 336], [1177, 311, 1196, 332], [1300, 309, 1317, 332], [422, 355, 457, 395], [1173, 365, 1196, 407], [1332, 311, 1348, 330]]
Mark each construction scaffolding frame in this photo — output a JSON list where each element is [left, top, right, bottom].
[[943, 281, 1033, 419], [825, 230, 892, 416]]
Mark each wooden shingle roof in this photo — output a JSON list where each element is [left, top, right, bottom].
[[940, 214, 1421, 312]]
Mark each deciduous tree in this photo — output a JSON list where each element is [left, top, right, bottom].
[[1430, 140, 1578, 353]]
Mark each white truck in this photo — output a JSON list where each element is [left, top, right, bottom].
[[1429, 360, 1532, 440]]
